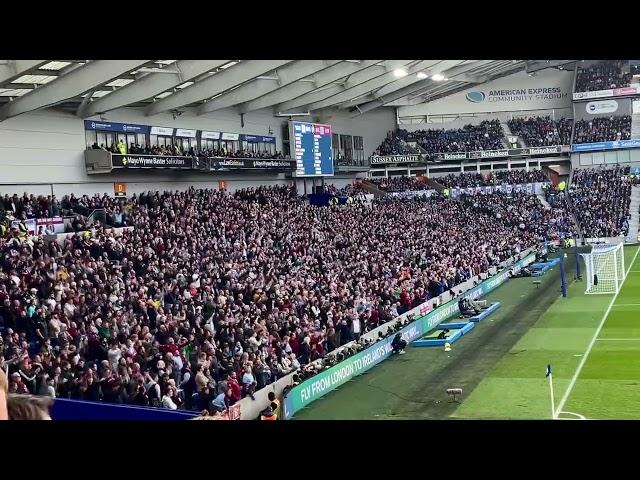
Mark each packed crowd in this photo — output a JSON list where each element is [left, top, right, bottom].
[[573, 116, 632, 144], [61, 194, 131, 228], [1, 184, 569, 412], [575, 60, 632, 93], [372, 131, 419, 156], [458, 192, 577, 242], [1, 194, 63, 220], [437, 169, 548, 188], [367, 176, 431, 192], [406, 120, 505, 154], [568, 166, 632, 238], [89, 141, 285, 160], [507, 117, 573, 147]]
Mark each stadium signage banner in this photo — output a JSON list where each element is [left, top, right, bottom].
[[433, 146, 563, 162], [211, 158, 296, 170], [442, 152, 468, 161], [112, 154, 193, 169], [573, 84, 640, 100], [388, 190, 438, 199], [469, 149, 509, 159], [512, 146, 563, 156], [240, 134, 276, 144], [571, 139, 640, 152], [175, 128, 197, 138], [36, 217, 65, 234], [201, 131, 221, 140], [83, 120, 149, 134], [221, 132, 240, 141], [370, 155, 423, 165], [398, 69, 572, 117], [450, 182, 546, 198], [150, 126, 175, 136], [282, 253, 536, 419]]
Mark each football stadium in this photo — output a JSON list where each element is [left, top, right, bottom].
[[1, 59, 640, 421]]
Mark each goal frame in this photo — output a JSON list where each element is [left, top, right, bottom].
[[580, 243, 625, 295]]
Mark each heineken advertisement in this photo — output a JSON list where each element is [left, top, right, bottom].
[[282, 252, 536, 420], [370, 146, 565, 165], [435, 145, 564, 162]]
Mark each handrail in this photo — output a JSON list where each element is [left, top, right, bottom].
[[564, 190, 584, 245]]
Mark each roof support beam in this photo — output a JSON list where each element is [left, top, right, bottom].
[[78, 60, 230, 117], [197, 60, 341, 115], [239, 60, 387, 113], [145, 60, 294, 116], [298, 60, 436, 111], [338, 60, 462, 109], [0, 60, 149, 121], [350, 80, 439, 116], [0, 60, 48, 84], [390, 60, 500, 103], [273, 60, 414, 112]]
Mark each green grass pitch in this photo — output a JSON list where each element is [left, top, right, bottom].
[[294, 246, 640, 420]]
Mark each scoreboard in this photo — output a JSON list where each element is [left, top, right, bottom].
[[289, 121, 334, 177]]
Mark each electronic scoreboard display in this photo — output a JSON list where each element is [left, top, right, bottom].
[[289, 121, 334, 177]]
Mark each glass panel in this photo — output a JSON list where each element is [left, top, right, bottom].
[[85, 130, 97, 148]]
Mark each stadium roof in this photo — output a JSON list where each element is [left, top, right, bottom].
[[0, 60, 576, 121]]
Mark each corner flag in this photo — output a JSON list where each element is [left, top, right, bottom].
[[546, 363, 555, 418]]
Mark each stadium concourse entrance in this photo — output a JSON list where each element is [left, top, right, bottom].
[[293, 252, 564, 420]]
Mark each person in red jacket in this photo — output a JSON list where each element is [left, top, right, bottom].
[[227, 371, 242, 403], [288, 334, 300, 355]]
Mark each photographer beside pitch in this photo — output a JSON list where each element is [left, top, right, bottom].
[[458, 292, 487, 317]]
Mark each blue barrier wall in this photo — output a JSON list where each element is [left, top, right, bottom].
[[50, 398, 199, 420]]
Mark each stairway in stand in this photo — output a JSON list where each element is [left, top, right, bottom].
[[501, 122, 526, 148], [536, 193, 551, 209]]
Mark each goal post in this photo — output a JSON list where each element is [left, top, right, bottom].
[[580, 243, 625, 295]]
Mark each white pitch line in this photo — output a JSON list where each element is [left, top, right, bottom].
[[558, 411, 587, 420], [596, 338, 640, 341], [554, 246, 640, 419], [613, 303, 640, 307]]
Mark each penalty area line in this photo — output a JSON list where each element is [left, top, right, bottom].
[[554, 246, 640, 419]]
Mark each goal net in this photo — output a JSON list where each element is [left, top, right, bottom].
[[580, 243, 625, 294]]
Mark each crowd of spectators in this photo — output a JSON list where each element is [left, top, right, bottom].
[[568, 166, 632, 238], [1, 194, 62, 221], [407, 120, 504, 154], [437, 169, 548, 188], [0, 184, 570, 412], [367, 176, 431, 192], [573, 116, 632, 144], [373, 131, 419, 156], [459, 192, 577, 242], [89, 141, 285, 160], [508, 117, 573, 147], [60, 194, 131, 228], [575, 61, 632, 93]]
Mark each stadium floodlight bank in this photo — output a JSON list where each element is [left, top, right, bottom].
[[580, 243, 625, 294]]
